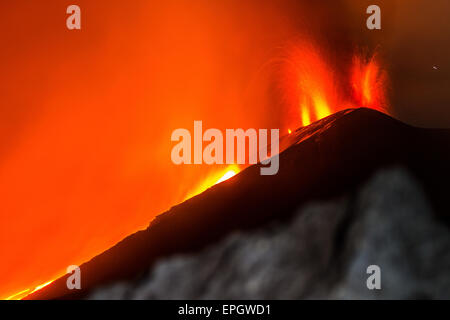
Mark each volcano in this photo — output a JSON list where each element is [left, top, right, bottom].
[[26, 108, 450, 299]]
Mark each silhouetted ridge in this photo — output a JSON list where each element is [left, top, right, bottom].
[[26, 108, 450, 299]]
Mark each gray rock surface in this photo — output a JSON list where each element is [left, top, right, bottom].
[[89, 168, 450, 299]]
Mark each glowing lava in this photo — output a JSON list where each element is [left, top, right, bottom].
[[216, 169, 238, 184], [5, 280, 54, 300], [283, 42, 388, 128], [184, 165, 240, 200]]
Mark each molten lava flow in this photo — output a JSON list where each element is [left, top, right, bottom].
[[283, 42, 388, 128], [5, 289, 30, 301], [6, 280, 54, 300], [184, 165, 240, 200], [29, 280, 53, 294], [216, 169, 238, 184]]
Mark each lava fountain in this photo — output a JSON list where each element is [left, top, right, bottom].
[[282, 41, 389, 128]]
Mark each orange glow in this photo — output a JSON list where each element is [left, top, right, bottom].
[[288, 129, 292, 134], [283, 43, 388, 128], [0, 1, 294, 300]]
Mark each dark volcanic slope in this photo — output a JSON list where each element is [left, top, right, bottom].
[[89, 168, 450, 299], [27, 108, 450, 299]]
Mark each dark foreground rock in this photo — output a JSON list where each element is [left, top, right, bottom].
[[89, 168, 450, 299]]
